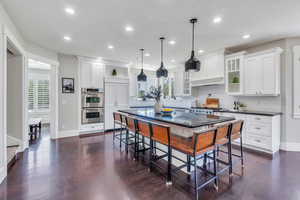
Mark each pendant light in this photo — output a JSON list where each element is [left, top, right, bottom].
[[137, 48, 147, 82], [156, 37, 168, 78], [185, 18, 201, 72]]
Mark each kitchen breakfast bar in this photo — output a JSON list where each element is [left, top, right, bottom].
[[114, 108, 242, 199]]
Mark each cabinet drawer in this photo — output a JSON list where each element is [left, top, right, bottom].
[[247, 115, 272, 123], [246, 134, 271, 150], [246, 123, 272, 137]]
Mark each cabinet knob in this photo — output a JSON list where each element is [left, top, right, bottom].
[[255, 139, 261, 143]]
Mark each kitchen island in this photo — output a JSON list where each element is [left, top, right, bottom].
[[119, 108, 235, 138]]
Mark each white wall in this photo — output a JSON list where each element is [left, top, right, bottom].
[[58, 54, 79, 137], [283, 38, 300, 146], [7, 55, 23, 141]]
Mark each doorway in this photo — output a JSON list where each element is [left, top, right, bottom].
[[6, 39, 25, 169]]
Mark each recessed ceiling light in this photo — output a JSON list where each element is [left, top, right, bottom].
[[243, 34, 251, 39], [213, 16, 222, 24], [108, 45, 114, 49], [171, 59, 175, 63], [145, 53, 150, 57], [65, 7, 75, 15], [63, 36, 72, 41], [198, 49, 204, 54], [169, 40, 176, 45], [125, 25, 134, 32]]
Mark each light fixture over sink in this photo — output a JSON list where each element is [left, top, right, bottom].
[[137, 48, 147, 82], [156, 37, 168, 78], [185, 18, 201, 72]]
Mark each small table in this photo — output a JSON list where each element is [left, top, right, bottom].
[[29, 118, 42, 141]]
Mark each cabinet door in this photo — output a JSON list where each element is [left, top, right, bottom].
[[116, 83, 129, 106], [244, 57, 262, 95], [92, 64, 104, 89], [80, 62, 93, 88], [261, 54, 276, 95]]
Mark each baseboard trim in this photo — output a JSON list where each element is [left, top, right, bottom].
[[280, 142, 300, 152], [0, 166, 6, 184], [57, 129, 79, 139]]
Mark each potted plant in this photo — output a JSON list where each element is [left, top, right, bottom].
[[146, 86, 162, 114], [112, 69, 117, 76]]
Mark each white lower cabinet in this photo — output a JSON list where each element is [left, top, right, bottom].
[[215, 112, 281, 155]]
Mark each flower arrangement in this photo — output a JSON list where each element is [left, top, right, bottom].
[[146, 86, 162, 102]]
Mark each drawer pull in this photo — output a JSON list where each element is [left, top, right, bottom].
[[255, 127, 261, 130], [255, 117, 261, 120], [254, 139, 261, 143]]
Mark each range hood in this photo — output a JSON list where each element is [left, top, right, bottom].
[[190, 49, 225, 87]]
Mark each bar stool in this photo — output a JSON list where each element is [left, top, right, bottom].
[[124, 116, 139, 154], [113, 112, 126, 148], [170, 127, 218, 200], [136, 119, 152, 161], [208, 122, 232, 178], [149, 122, 172, 185], [216, 120, 244, 175]]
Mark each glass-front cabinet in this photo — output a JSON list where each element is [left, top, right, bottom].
[[225, 51, 246, 95]]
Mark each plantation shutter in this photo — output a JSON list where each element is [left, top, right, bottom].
[[28, 79, 50, 110]]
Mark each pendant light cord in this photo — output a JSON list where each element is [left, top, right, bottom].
[[140, 48, 144, 70], [192, 22, 195, 51], [160, 37, 164, 64]]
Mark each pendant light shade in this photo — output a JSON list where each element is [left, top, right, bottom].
[[156, 37, 168, 78], [137, 48, 147, 82], [185, 18, 201, 72]]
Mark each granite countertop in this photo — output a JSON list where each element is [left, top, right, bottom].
[[119, 108, 235, 128], [191, 107, 282, 116], [130, 106, 190, 110]]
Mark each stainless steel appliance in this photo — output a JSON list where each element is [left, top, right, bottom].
[[81, 88, 104, 108], [82, 108, 104, 124]]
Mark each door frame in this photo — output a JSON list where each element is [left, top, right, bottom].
[[0, 25, 26, 183], [26, 53, 59, 139]]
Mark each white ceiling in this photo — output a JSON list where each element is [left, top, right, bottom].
[[2, 0, 300, 68]]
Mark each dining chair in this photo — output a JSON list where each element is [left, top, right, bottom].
[[170, 127, 218, 200]]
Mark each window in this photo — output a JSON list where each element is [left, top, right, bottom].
[[28, 79, 50, 111], [137, 77, 157, 98], [159, 77, 175, 99]]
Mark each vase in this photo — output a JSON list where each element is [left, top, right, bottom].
[[154, 101, 162, 114]]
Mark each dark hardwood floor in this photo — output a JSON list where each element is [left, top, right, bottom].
[[1, 128, 300, 200]]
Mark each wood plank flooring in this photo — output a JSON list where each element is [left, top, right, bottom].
[[1, 129, 300, 200]]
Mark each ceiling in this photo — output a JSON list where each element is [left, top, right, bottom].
[[2, 0, 300, 68]]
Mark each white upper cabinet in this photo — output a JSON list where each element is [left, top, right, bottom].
[[244, 48, 282, 96], [79, 57, 105, 89], [226, 48, 282, 96], [190, 49, 225, 87], [225, 51, 246, 95]]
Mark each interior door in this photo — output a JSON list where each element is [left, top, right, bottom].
[[244, 57, 262, 95]]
